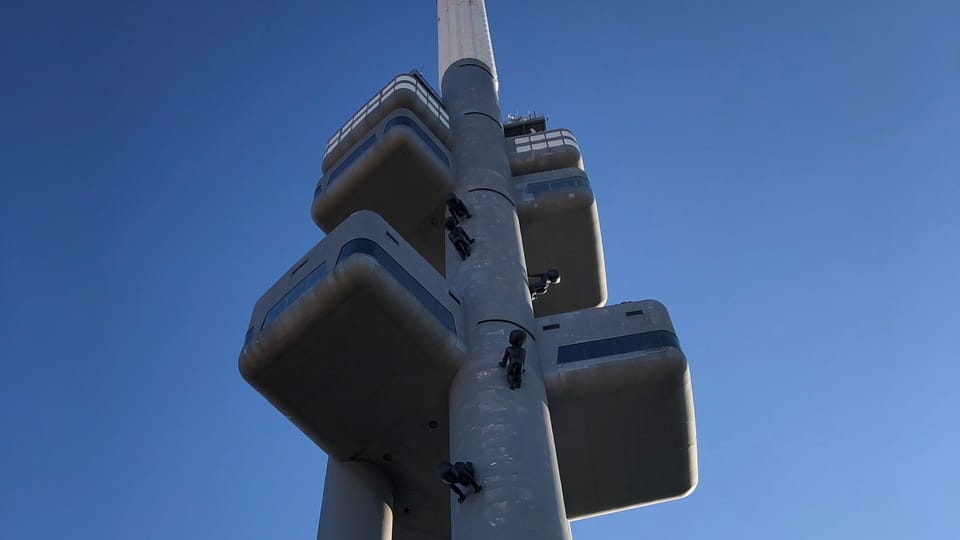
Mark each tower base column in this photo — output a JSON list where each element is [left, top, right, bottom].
[[316, 459, 394, 540]]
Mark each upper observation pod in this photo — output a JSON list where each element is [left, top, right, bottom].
[[536, 301, 698, 519], [239, 210, 464, 539], [438, 0, 497, 91], [514, 167, 606, 317], [312, 73, 453, 274], [507, 128, 584, 177], [320, 72, 451, 173]]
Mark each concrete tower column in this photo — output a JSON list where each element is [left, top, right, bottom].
[[439, 3, 572, 539], [315, 459, 394, 540]]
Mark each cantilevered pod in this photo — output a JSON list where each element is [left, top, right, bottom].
[[506, 128, 584, 176], [321, 71, 450, 173], [313, 97, 453, 274], [513, 166, 606, 317], [240, 211, 465, 539], [536, 300, 698, 519]]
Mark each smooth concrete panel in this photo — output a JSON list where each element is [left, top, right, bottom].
[[443, 57, 573, 540], [317, 459, 394, 540], [513, 168, 606, 316], [323, 72, 450, 173], [536, 300, 698, 519], [312, 110, 454, 274], [240, 211, 463, 540]]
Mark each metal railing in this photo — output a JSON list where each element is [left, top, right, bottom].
[[511, 129, 579, 153], [324, 73, 450, 161]]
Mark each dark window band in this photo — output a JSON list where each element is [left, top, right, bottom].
[[337, 238, 456, 334], [319, 117, 450, 197], [557, 330, 680, 364], [259, 262, 329, 334], [384, 116, 451, 168], [526, 176, 589, 195], [326, 135, 378, 187]]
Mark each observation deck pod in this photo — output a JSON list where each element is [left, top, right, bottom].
[[321, 72, 450, 172], [506, 128, 583, 177], [514, 167, 606, 317], [312, 75, 453, 274], [240, 211, 465, 538], [536, 300, 697, 520]]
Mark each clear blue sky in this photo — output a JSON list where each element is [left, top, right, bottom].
[[1, 1, 957, 538]]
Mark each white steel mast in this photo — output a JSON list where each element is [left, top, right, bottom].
[[438, 1, 572, 539]]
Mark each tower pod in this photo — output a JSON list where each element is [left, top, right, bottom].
[[321, 72, 450, 173], [506, 128, 583, 177], [536, 300, 698, 519], [239, 210, 464, 540], [514, 168, 607, 317], [312, 109, 453, 274]]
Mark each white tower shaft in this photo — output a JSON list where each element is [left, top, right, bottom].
[[437, 0, 498, 90], [438, 2, 572, 539]]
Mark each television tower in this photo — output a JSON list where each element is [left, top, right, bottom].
[[239, 1, 698, 539]]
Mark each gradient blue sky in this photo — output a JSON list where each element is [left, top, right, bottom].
[[2, 1, 957, 538]]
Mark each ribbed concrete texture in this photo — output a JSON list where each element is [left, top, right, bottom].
[[438, 0, 497, 89], [442, 56, 573, 540]]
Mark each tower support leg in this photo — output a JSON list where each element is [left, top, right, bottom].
[[316, 459, 394, 540]]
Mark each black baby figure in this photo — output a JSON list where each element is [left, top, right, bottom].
[[445, 217, 474, 260], [529, 269, 561, 301], [446, 192, 472, 223], [499, 330, 527, 390], [438, 461, 483, 503]]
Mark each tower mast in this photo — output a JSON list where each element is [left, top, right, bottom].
[[438, 0, 498, 90], [239, 2, 698, 539], [438, 1, 573, 538]]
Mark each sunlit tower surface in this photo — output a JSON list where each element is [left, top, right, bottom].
[[238, 1, 698, 539]]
